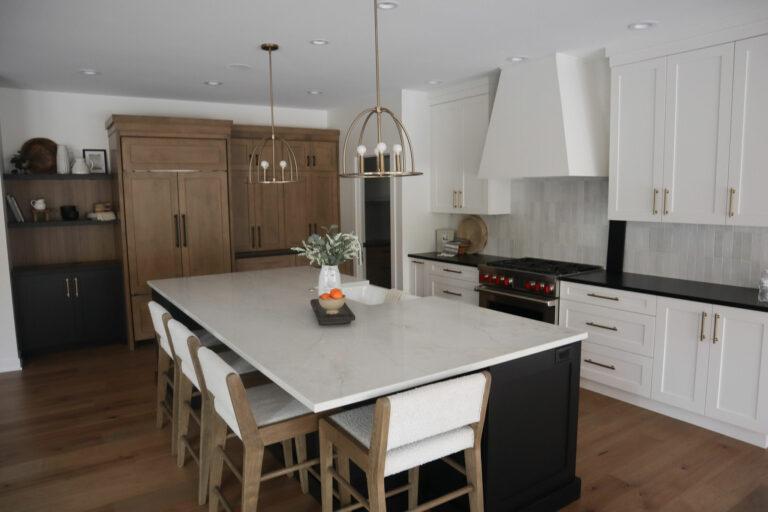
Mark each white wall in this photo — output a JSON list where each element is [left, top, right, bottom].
[[0, 122, 20, 372], [0, 87, 327, 170]]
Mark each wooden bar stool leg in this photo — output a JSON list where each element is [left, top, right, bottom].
[[464, 446, 484, 512], [176, 375, 193, 468], [408, 467, 420, 509], [367, 472, 387, 512], [170, 359, 182, 456], [295, 435, 310, 494], [319, 424, 335, 512], [282, 440, 295, 478], [198, 393, 213, 505], [241, 443, 265, 512], [156, 350, 170, 429], [337, 454, 352, 506], [208, 414, 228, 512]]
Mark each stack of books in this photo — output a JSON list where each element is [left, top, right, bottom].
[[5, 195, 24, 223]]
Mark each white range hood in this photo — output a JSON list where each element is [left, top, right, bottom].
[[478, 52, 610, 179]]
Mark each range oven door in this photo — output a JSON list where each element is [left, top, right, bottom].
[[477, 285, 559, 324]]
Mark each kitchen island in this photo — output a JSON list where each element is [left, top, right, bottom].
[[149, 267, 588, 511]]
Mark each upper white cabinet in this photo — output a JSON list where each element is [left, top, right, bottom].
[[609, 34, 768, 227], [728, 34, 768, 226], [429, 79, 510, 214]]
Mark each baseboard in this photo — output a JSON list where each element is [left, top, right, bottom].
[[581, 379, 768, 448], [0, 356, 22, 373]]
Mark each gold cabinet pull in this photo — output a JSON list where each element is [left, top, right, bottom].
[[653, 188, 659, 215], [728, 188, 736, 217], [65, 278, 71, 299], [74, 277, 79, 298], [699, 311, 707, 341], [452, 190, 457, 208], [663, 188, 670, 215], [712, 313, 720, 344], [458, 190, 463, 208]]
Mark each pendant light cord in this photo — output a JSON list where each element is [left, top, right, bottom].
[[373, 0, 383, 145]]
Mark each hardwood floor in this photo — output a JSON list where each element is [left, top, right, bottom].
[[0, 344, 766, 511]]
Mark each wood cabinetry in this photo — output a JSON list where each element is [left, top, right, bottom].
[[121, 137, 228, 172]]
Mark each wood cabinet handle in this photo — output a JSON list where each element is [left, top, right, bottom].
[[65, 278, 71, 299], [257, 226, 262, 248], [181, 214, 188, 247], [442, 290, 462, 297], [173, 214, 180, 247], [584, 359, 616, 371], [653, 188, 659, 215], [712, 313, 720, 344], [250, 226, 256, 248], [663, 188, 670, 215], [74, 277, 79, 298], [313, 155, 317, 167], [307, 156, 311, 167], [587, 292, 619, 301], [314, 223, 318, 234], [700, 311, 708, 341], [728, 188, 736, 217], [585, 321, 618, 332], [308, 223, 312, 236]]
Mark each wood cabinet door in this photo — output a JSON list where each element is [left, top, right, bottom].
[[662, 44, 733, 225], [310, 141, 338, 170], [706, 306, 768, 431], [430, 100, 462, 212], [177, 171, 232, 277], [252, 181, 285, 250], [13, 269, 78, 354], [608, 58, 666, 222], [123, 173, 183, 294], [652, 298, 712, 414], [728, 34, 768, 227], [122, 137, 228, 172], [74, 265, 125, 345], [229, 139, 255, 252], [283, 174, 312, 247], [308, 171, 339, 234], [229, 138, 252, 172]]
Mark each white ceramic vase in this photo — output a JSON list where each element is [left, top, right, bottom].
[[71, 157, 90, 175], [318, 265, 341, 296], [56, 145, 70, 174]]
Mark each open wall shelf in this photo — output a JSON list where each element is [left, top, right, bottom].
[[7, 219, 118, 229], [3, 173, 113, 181]]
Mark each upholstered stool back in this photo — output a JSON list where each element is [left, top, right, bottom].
[[148, 301, 173, 357], [167, 319, 201, 389], [197, 346, 243, 438]]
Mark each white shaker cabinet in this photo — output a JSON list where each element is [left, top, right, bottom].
[[727, 34, 768, 227], [662, 44, 734, 225], [430, 100, 463, 212], [652, 298, 712, 414], [706, 306, 768, 432], [408, 258, 429, 297], [608, 58, 666, 222]]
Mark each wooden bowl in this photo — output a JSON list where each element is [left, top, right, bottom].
[[318, 296, 346, 315]]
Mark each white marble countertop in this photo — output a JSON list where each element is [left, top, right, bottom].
[[149, 267, 587, 412]]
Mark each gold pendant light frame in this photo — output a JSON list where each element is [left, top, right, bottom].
[[340, 0, 422, 178], [249, 43, 300, 185]]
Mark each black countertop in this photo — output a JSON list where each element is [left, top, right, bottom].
[[562, 270, 768, 313], [408, 252, 507, 267]]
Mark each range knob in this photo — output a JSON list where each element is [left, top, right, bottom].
[[503, 277, 511, 286], [545, 284, 555, 294], [480, 274, 489, 282], [491, 275, 500, 285]]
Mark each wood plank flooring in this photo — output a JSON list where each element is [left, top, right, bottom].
[[0, 344, 766, 511]]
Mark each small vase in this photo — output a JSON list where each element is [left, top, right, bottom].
[[56, 145, 70, 174], [318, 265, 341, 296]]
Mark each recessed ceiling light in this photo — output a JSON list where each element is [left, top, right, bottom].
[[79, 69, 100, 76], [204, 80, 223, 86], [627, 21, 657, 30], [377, 1, 399, 10], [426, 79, 443, 85], [227, 63, 252, 70], [307, 89, 323, 95], [506, 56, 527, 63], [310, 39, 329, 46]]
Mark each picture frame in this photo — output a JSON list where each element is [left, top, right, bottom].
[[83, 149, 108, 174]]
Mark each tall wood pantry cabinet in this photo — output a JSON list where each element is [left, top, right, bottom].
[[107, 116, 233, 347]]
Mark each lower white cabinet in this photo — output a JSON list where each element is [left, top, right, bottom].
[[409, 257, 479, 305], [582, 342, 653, 398], [706, 305, 768, 431], [409, 259, 429, 297], [429, 275, 478, 305]]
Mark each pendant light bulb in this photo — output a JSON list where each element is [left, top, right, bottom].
[[261, 160, 269, 171], [393, 144, 402, 155], [376, 142, 387, 154], [357, 145, 367, 156], [279, 160, 287, 170]]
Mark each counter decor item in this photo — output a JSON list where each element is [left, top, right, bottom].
[[82, 149, 108, 174], [56, 145, 70, 174], [760, 270, 768, 303], [318, 288, 347, 315], [71, 157, 90, 175], [435, 228, 455, 253], [311, 297, 356, 325], [292, 225, 362, 296], [60, 205, 79, 221], [457, 215, 488, 254], [20, 138, 57, 174]]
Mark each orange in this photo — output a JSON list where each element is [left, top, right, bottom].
[[320, 293, 332, 300], [329, 288, 344, 299]]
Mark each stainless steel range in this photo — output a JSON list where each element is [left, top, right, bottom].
[[477, 257, 602, 324]]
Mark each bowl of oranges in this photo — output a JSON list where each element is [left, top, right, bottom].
[[318, 288, 346, 315]]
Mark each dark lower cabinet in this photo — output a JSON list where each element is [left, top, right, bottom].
[[13, 262, 126, 356]]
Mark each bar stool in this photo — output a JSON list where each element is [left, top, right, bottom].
[[196, 345, 321, 512], [148, 301, 222, 455], [319, 371, 491, 512]]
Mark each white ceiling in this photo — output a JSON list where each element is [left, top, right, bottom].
[[1, 0, 767, 110]]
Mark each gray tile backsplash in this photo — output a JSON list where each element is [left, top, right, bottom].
[[471, 177, 767, 289]]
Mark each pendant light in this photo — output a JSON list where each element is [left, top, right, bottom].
[[339, 0, 422, 178], [249, 43, 299, 184]]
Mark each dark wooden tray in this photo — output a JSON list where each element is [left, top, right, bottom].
[[311, 299, 355, 325]]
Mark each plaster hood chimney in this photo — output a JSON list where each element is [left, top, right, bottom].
[[478, 52, 610, 179]]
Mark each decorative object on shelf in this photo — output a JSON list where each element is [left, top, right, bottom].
[[456, 215, 488, 254], [20, 138, 57, 174], [83, 149, 108, 174], [248, 43, 299, 185], [29, 197, 50, 222], [340, 0, 421, 178], [56, 144, 70, 174], [71, 157, 90, 175], [311, 297, 356, 325], [292, 225, 361, 295], [93, 201, 113, 213], [10, 151, 30, 174], [60, 205, 79, 221], [5, 194, 25, 222], [760, 270, 768, 303], [87, 211, 117, 222]]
